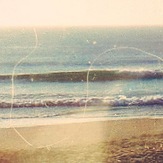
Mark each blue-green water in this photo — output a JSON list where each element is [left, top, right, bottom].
[[0, 26, 163, 127]]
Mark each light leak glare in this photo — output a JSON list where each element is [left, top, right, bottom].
[[0, 0, 163, 27]]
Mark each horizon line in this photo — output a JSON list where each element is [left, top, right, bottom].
[[0, 24, 163, 29]]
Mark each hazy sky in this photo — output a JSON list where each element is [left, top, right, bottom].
[[0, 0, 163, 27]]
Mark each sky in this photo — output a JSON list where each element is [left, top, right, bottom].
[[0, 0, 163, 27]]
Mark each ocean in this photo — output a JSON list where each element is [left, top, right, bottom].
[[0, 26, 163, 128]]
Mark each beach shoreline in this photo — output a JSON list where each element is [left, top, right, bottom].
[[0, 118, 163, 162]]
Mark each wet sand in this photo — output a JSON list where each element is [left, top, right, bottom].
[[0, 118, 163, 162]]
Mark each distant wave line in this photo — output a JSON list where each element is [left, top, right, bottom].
[[0, 69, 163, 82]]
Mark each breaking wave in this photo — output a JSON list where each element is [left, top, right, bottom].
[[0, 95, 163, 108]]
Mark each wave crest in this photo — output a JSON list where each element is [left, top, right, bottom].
[[0, 69, 163, 82]]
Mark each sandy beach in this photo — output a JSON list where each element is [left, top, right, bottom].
[[0, 118, 163, 162]]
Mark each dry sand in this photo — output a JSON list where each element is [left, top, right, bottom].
[[0, 118, 163, 162]]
